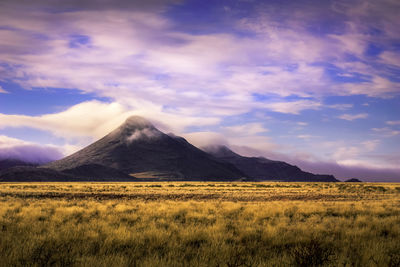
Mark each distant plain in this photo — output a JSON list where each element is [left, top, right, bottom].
[[1, 182, 399, 266]]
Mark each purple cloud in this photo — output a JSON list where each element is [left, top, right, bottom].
[[0, 136, 63, 164]]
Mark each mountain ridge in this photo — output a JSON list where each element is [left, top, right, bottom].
[[203, 145, 338, 182]]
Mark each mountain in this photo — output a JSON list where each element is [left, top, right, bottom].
[[0, 158, 37, 171], [2, 116, 337, 182], [203, 145, 338, 182], [44, 116, 245, 180]]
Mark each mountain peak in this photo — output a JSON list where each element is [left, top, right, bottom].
[[114, 116, 161, 142], [123, 116, 154, 128]]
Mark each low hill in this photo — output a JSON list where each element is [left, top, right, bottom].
[[0, 165, 136, 182], [345, 178, 362, 182], [0, 166, 75, 182]]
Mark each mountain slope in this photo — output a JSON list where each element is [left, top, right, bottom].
[[45, 116, 244, 180], [204, 145, 338, 182]]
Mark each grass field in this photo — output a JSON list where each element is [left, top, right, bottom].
[[1, 182, 399, 266]]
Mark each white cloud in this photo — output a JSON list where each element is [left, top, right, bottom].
[[338, 113, 368, 121], [297, 135, 319, 140], [326, 104, 353, 110], [185, 123, 276, 152], [184, 125, 277, 155], [342, 76, 400, 97], [0, 101, 129, 139], [380, 51, 400, 67], [372, 127, 400, 137], [296, 122, 308, 126], [387, 120, 400, 125], [328, 139, 383, 169], [183, 132, 228, 148], [265, 100, 322, 114], [333, 146, 360, 160], [222, 123, 268, 136], [0, 85, 7, 93], [0, 100, 221, 143], [126, 128, 161, 143], [329, 33, 367, 56], [361, 140, 380, 151]]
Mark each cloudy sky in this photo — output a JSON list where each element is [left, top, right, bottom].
[[0, 0, 399, 181]]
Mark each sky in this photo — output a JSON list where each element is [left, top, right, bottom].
[[0, 0, 399, 181]]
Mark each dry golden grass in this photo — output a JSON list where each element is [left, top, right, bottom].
[[0, 182, 399, 266]]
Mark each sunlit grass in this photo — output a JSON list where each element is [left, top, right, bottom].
[[0, 182, 399, 266]]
